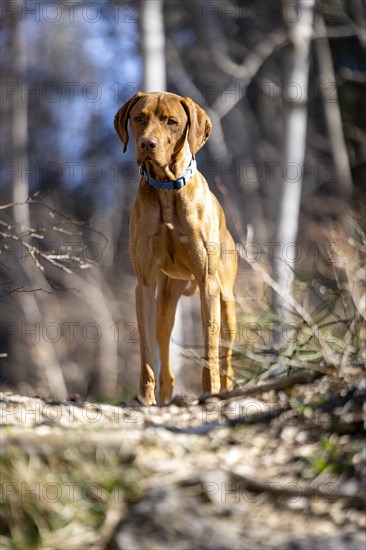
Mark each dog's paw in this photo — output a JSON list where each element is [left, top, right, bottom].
[[136, 392, 156, 407]]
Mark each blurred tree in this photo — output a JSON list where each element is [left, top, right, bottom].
[[140, 0, 166, 91], [274, 0, 316, 326], [315, 14, 353, 196], [9, 10, 29, 229]]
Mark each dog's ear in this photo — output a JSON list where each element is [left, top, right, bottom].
[[181, 97, 212, 158], [114, 92, 143, 153]]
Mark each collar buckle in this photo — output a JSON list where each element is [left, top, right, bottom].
[[174, 177, 186, 189]]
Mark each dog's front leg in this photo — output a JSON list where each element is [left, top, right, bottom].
[[200, 277, 221, 395], [135, 281, 157, 405]]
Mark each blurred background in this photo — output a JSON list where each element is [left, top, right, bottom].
[[0, 0, 365, 401]]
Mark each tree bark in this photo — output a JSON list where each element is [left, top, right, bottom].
[[315, 15, 353, 196], [10, 12, 30, 229], [140, 0, 166, 92], [274, 0, 315, 327]]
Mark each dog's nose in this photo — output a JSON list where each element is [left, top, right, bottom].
[[139, 136, 157, 151]]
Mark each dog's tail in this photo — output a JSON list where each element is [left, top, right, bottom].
[[183, 280, 199, 296]]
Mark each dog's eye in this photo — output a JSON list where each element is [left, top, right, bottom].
[[134, 116, 144, 123], [167, 118, 177, 126]]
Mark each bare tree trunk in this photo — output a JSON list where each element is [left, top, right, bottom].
[[274, 0, 315, 328], [8, 15, 67, 398], [74, 271, 120, 399], [140, 0, 166, 91], [17, 291, 68, 399], [10, 13, 30, 229], [315, 15, 353, 196]]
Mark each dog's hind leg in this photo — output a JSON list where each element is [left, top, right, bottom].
[[219, 292, 236, 391], [218, 239, 237, 391]]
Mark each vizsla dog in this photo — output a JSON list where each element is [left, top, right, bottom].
[[114, 92, 237, 405]]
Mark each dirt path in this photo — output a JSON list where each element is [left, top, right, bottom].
[[0, 385, 365, 549]]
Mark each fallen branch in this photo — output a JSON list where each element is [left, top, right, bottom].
[[198, 369, 325, 403], [228, 470, 366, 508]]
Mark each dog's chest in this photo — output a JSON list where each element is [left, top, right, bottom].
[[158, 192, 177, 225], [155, 192, 192, 237], [151, 194, 194, 262]]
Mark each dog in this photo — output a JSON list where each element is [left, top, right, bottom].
[[114, 92, 237, 405]]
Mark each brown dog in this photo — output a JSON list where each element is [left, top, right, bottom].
[[114, 92, 237, 405]]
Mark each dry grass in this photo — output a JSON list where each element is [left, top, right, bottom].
[[230, 220, 365, 387], [0, 436, 140, 550]]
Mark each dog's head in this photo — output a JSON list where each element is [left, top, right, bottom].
[[114, 92, 212, 167]]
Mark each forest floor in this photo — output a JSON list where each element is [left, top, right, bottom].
[[0, 370, 365, 549]]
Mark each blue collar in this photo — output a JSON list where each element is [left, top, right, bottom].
[[140, 159, 197, 190]]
